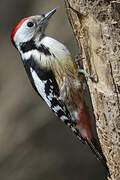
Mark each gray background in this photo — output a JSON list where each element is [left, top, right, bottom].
[[0, 0, 107, 179]]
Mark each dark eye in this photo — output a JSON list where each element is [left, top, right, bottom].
[[27, 21, 34, 27]]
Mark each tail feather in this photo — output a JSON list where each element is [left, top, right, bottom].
[[73, 129, 110, 176], [85, 137, 110, 176], [65, 121, 110, 176]]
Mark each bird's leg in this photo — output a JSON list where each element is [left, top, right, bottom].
[[78, 69, 97, 82], [75, 53, 98, 82]]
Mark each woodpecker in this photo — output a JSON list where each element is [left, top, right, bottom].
[[11, 8, 109, 174]]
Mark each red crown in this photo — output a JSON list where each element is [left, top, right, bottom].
[[11, 17, 29, 44]]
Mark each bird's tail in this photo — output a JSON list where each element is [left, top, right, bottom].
[[85, 137, 110, 176], [73, 129, 110, 176], [64, 120, 110, 176]]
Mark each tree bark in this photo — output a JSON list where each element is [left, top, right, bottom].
[[64, 0, 120, 179]]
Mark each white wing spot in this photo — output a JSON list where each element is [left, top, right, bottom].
[[52, 105, 62, 112], [61, 115, 68, 121]]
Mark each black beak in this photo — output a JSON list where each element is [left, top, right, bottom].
[[36, 8, 56, 32], [43, 8, 56, 21]]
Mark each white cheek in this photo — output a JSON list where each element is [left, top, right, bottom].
[[14, 24, 34, 47]]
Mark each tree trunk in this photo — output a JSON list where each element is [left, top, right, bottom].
[[64, 0, 120, 179]]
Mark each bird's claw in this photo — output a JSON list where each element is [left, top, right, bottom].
[[78, 69, 98, 83]]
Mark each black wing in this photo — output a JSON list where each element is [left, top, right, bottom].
[[23, 56, 73, 123]]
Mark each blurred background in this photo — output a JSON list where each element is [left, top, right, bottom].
[[0, 0, 107, 179]]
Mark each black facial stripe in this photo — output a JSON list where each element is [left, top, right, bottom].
[[20, 39, 51, 56], [20, 40, 36, 53]]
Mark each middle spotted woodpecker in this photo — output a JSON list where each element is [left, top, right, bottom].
[[11, 8, 109, 174]]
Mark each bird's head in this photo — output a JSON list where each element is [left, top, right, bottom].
[[11, 8, 56, 49]]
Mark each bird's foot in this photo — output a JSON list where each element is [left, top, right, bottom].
[[78, 69, 98, 83]]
